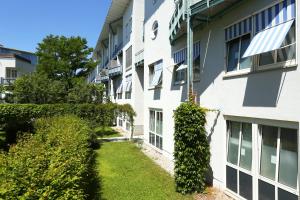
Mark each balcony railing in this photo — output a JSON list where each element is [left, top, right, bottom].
[[108, 60, 122, 77], [1, 77, 16, 85], [135, 49, 144, 67], [169, 0, 186, 42]]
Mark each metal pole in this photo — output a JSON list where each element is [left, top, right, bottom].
[[186, 0, 193, 100]]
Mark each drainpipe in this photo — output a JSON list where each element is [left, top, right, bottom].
[[186, 0, 194, 100]]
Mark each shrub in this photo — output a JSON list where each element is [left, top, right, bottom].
[[173, 101, 210, 194], [0, 115, 93, 199], [0, 103, 136, 145]]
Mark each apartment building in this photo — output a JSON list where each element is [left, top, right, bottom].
[[91, 0, 145, 135], [93, 0, 299, 199], [0, 46, 36, 85]]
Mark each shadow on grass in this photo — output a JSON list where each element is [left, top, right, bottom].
[[86, 142, 105, 200], [94, 127, 121, 138]]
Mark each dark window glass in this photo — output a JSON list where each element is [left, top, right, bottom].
[[227, 38, 240, 72], [239, 171, 253, 200], [226, 166, 237, 193], [258, 179, 275, 200], [278, 188, 298, 200]]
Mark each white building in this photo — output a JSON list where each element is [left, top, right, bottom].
[[91, 0, 145, 135], [0, 53, 36, 85], [92, 0, 299, 199]]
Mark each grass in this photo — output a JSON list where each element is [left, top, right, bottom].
[[96, 142, 193, 200], [94, 127, 121, 138]]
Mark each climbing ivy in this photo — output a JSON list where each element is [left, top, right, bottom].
[[174, 101, 210, 194]]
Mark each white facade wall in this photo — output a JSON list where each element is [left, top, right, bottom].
[[0, 57, 35, 78], [93, 0, 299, 198], [143, 0, 300, 198]]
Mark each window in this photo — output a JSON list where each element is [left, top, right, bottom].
[[125, 75, 132, 99], [117, 93, 122, 99], [259, 126, 298, 192], [149, 60, 163, 88], [6, 68, 17, 79], [259, 23, 296, 67], [151, 21, 158, 40], [226, 34, 252, 72], [116, 81, 123, 99], [149, 110, 163, 150], [126, 46, 132, 70], [226, 121, 253, 200], [118, 114, 123, 127], [174, 63, 186, 83]]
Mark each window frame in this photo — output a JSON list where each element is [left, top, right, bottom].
[[225, 33, 253, 73], [258, 125, 299, 196], [149, 109, 163, 150], [257, 23, 297, 71], [6, 68, 17, 79], [126, 46, 132, 71], [224, 10, 297, 77]]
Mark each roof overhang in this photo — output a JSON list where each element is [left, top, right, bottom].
[[93, 0, 130, 59]]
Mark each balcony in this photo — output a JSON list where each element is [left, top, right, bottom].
[[1, 77, 16, 85], [108, 60, 122, 77], [169, 0, 243, 43], [135, 49, 144, 67], [169, 0, 187, 43], [111, 43, 123, 59]]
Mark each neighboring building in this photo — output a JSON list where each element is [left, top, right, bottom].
[[0, 46, 37, 85], [92, 0, 299, 199]]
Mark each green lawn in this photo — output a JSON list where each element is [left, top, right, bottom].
[[96, 142, 193, 200], [94, 127, 121, 138]]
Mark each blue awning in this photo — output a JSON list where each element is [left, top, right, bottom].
[[242, 20, 294, 58], [173, 41, 200, 64]]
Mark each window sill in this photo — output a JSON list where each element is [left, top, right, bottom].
[[223, 68, 251, 79], [148, 85, 162, 90], [173, 80, 186, 86], [223, 61, 297, 79], [256, 60, 297, 72]]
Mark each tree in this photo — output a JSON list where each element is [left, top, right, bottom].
[[36, 35, 97, 88], [13, 73, 67, 104]]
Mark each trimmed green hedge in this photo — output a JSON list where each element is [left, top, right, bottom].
[[0, 103, 135, 146], [0, 103, 135, 126], [0, 115, 93, 199], [174, 101, 210, 194]]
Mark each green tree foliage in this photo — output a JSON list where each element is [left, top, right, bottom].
[[36, 35, 97, 88], [13, 73, 105, 104], [0, 115, 93, 199], [13, 72, 67, 104], [174, 101, 210, 194]]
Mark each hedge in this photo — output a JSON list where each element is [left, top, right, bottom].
[[174, 101, 210, 194], [0, 103, 136, 145], [0, 115, 94, 199]]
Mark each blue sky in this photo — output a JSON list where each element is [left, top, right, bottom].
[[0, 0, 110, 53]]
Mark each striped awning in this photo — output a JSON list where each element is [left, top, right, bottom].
[[116, 82, 123, 93], [242, 0, 295, 58], [225, 17, 252, 41], [173, 41, 201, 64], [151, 60, 163, 87], [176, 64, 188, 71], [254, 0, 295, 33], [243, 20, 294, 58]]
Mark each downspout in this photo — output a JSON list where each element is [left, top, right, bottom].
[[186, 0, 194, 100]]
